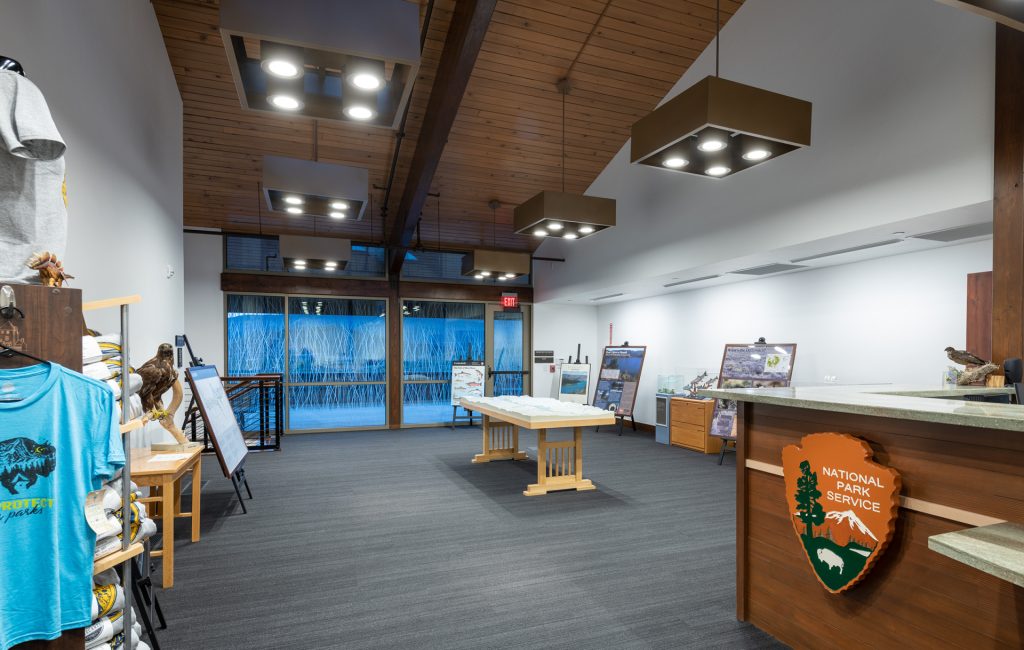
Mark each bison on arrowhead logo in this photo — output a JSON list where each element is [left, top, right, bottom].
[[781, 433, 901, 594]]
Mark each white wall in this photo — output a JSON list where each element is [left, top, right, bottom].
[[531, 303, 599, 398], [534, 0, 994, 301], [0, 1, 184, 359], [183, 233, 226, 371], [575, 240, 991, 425]]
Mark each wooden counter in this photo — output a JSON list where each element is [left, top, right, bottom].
[[700, 384, 1024, 649]]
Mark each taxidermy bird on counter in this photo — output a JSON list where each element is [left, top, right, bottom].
[[945, 346, 989, 367], [944, 346, 999, 386], [25, 251, 73, 287], [138, 343, 191, 446]]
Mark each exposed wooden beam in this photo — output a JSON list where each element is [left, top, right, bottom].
[[933, 0, 1024, 32], [387, 0, 497, 275], [992, 24, 1024, 368]]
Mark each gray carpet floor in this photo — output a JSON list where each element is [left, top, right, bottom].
[[154, 427, 784, 649]]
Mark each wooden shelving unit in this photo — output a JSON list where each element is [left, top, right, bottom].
[[669, 398, 722, 454], [94, 543, 144, 576]]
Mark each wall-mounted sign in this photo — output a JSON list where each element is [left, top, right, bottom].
[[781, 433, 901, 594], [501, 292, 519, 311]]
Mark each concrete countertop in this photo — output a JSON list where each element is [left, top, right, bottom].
[[929, 523, 1024, 588], [697, 384, 1023, 432]]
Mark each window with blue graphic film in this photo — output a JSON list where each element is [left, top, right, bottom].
[[493, 313, 524, 397], [227, 295, 285, 375], [402, 301, 484, 424]]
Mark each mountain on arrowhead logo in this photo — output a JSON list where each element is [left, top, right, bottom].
[[782, 433, 901, 594]]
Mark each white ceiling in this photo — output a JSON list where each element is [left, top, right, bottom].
[[533, 0, 995, 305]]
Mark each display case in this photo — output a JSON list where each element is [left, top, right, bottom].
[[655, 369, 717, 444]]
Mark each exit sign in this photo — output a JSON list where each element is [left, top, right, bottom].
[[501, 293, 519, 310]]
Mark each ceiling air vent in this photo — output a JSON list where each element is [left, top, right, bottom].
[[663, 274, 720, 288], [790, 239, 903, 263], [732, 263, 807, 275], [909, 222, 993, 242], [591, 293, 624, 302]]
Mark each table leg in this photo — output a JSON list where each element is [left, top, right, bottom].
[[473, 415, 527, 463], [161, 478, 175, 588], [190, 458, 201, 543], [525, 426, 595, 496]]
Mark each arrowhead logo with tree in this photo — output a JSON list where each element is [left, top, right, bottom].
[[782, 433, 901, 594]]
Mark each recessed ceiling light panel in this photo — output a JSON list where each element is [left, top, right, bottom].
[[513, 190, 616, 239], [461, 249, 531, 280], [263, 156, 369, 220]]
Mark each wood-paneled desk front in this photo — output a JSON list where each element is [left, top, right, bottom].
[[131, 446, 203, 588], [461, 397, 615, 496]]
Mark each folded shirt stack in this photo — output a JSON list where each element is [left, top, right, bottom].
[[87, 570, 148, 650], [82, 333, 143, 420], [92, 480, 157, 561]]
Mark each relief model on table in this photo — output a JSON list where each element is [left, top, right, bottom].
[[0, 437, 55, 495]]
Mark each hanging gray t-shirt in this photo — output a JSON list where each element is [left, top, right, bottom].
[[0, 70, 67, 283]]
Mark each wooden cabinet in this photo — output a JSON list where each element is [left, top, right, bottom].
[[670, 398, 721, 454]]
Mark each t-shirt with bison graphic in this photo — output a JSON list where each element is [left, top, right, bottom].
[[0, 363, 124, 648]]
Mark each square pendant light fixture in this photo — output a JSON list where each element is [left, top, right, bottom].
[[513, 191, 616, 240], [263, 155, 369, 220], [280, 235, 351, 272], [461, 250, 531, 281], [219, 0, 419, 128], [631, 76, 811, 178]]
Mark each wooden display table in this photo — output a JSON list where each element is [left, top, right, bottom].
[[131, 446, 203, 588], [461, 397, 615, 496]]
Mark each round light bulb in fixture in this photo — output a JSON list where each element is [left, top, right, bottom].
[[563, 232, 579, 240], [268, 94, 302, 111], [329, 201, 349, 210], [504, 273, 516, 278], [497, 276, 508, 281], [480, 271, 491, 277], [350, 73, 381, 90], [286, 206, 303, 215], [474, 274, 484, 280], [329, 211, 345, 220], [324, 261, 337, 267], [533, 229, 547, 237], [284, 195, 304, 205], [697, 137, 727, 152], [344, 105, 375, 120], [293, 259, 306, 265], [706, 165, 731, 177], [663, 157, 688, 169], [579, 225, 594, 234], [547, 222, 563, 231], [263, 59, 302, 79], [742, 149, 772, 162]]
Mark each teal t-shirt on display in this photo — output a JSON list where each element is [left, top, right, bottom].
[[0, 363, 124, 649]]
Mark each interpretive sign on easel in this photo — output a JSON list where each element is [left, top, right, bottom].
[[450, 360, 486, 428], [557, 363, 591, 404], [185, 365, 254, 512], [711, 341, 797, 440]]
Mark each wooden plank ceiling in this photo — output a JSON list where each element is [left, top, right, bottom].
[[154, 0, 740, 253]]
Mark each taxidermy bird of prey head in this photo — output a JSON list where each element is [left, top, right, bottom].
[[138, 343, 178, 413], [944, 346, 990, 367]]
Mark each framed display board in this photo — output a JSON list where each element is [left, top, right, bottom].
[[451, 361, 486, 405], [185, 365, 248, 477], [557, 363, 591, 404], [592, 346, 647, 416], [712, 342, 797, 438]]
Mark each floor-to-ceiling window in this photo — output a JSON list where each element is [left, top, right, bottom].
[[402, 300, 485, 425], [492, 309, 524, 396], [226, 294, 387, 431]]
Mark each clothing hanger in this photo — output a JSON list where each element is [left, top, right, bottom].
[[0, 56, 25, 77], [0, 345, 47, 365]]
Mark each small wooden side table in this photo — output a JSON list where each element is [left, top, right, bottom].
[[130, 447, 203, 588]]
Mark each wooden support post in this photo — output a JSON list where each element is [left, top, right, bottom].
[[992, 24, 1024, 368]]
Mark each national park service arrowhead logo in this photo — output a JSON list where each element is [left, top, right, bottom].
[[781, 433, 901, 594]]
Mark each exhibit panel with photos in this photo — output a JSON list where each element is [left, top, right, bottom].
[[557, 363, 591, 404], [592, 346, 647, 416], [710, 342, 797, 439]]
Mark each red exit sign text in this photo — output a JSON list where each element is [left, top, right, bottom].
[[501, 293, 519, 310]]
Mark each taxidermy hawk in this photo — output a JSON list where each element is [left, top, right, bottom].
[[138, 343, 177, 418], [944, 346, 989, 367]]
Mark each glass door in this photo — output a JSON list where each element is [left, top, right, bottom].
[[486, 304, 531, 397]]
